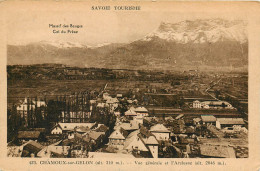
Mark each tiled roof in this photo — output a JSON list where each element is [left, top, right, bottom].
[[201, 115, 216, 122], [109, 128, 128, 139], [135, 107, 148, 113], [86, 131, 105, 140], [217, 118, 245, 125], [143, 136, 158, 145], [95, 124, 109, 132], [150, 124, 171, 133], [74, 126, 91, 133], [106, 98, 119, 104], [22, 140, 44, 154], [125, 109, 137, 116], [114, 120, 139, 131], [124, 133, 149, 152]]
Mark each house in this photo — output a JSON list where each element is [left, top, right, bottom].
[[200, 144, 236, 158], [103, 92, 111, 100], [193, 100, 201, 108], [94, 124, 109, 141], [83, 131, 106, 148], [61, 134, 97, 157], [108, 128, 128, 150], [21, 140, 44, 157], [216, 118, 245, 129], [193, 100, 233, 109], [114, 120, 140, 133], [75, 126, 92, 133], [123, 130, 150, 155], [106, 97, 119, 104], [193, 118, 201, 125], [135, 107, 149, 117], [116, 94, 123, 98], [17, 131, 43, 142], [125, 108, 137, 116], [51, 122, 96, 134], [123, 126, 159, 158], [67, 126, 91, 139], [201, 115, 216, 126], [139, 127, 159, 158], [150, 124, 171, 141], [51, 124, 63, 135], [37, 143, 70, 158], [94, 124, 109, 133]]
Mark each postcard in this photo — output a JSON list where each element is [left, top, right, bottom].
[[0, 1, 259, 171]]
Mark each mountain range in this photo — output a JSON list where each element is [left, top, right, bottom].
[[7, 19, 248, 71]]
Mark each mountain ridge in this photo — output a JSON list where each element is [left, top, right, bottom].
[[7, 19, 248, 71]]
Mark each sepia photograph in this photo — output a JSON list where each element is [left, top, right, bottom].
[[2, 2, 256, 165]]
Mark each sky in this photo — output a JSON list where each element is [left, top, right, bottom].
[[5, 2, 248, 46]]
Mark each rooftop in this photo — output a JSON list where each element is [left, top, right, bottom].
[[109, 128, 128, 140], [135, 107, 148, 113], [125, 109, 137, 116], [114, 120, 139, 131], [150, 124, 171, 133], [217, 118, 245, 125], [201, 115, 217, 122]]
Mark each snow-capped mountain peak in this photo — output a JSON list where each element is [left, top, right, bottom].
[[143, 19, 247, 44]]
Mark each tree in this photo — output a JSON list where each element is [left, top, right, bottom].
[[46, 100, 62, 128]]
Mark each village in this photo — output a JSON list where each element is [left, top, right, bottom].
[[7, 66, 248, 158]]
